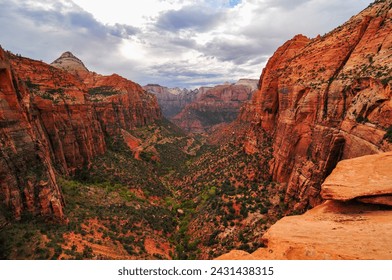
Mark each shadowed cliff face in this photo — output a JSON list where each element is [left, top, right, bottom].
[[0, 48, 65, 221], [238, 1, 392, 210], [0, 49, 162, 221]]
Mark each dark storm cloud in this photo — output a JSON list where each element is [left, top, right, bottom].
[[156, 5, 225, 32]]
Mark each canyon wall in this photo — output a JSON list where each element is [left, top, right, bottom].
[[0, 48, 65, 221], [238, 1, 392, 210], [143, 84, 201, 118], [173, 80, 258, 133], [0, 50, 162, 220]]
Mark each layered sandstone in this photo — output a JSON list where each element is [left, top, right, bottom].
[[50, 51, 89, 79], [238, 1, 392, 210], [0, 49, 65, 221], [0, 49, 162, 220], [217, 152, 392, 260], [172, 81, 257, 133], [143, 84, 201, 118], [321, 152, 392, 200]]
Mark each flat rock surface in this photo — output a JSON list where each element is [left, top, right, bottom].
[[321, 152, 392, 201], [218, 200, 392, 260], [357, 195, 392, 207]]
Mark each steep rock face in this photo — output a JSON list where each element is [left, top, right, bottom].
[[239, 1, 392, 209], [87, 74, 161, 136], [217, 152, 392, 260], [1, 49, 162, 220], [173, 81, 257, 133], [143, 84, 201, 118], [10, 54, 106, 174], [0, 49, 65, 220]]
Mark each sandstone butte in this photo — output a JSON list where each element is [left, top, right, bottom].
[[216, 152, 392, 260], [234, 0, 392, 211], [0, 48, 161, 221]]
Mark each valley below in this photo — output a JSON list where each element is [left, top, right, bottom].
[[0, 0, 392, 260]]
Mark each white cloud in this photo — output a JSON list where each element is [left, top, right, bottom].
[[0, 0, 373, 88]]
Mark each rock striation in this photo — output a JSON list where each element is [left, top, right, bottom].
[[237, 0, 392, 210], [321, 152, 392, 201], [0, 49, 162, 220], [217, 152, 392, 260], [0, 48, 65, 221], [172, 80, 257, 133], [143, 84, 201, 118], [50, 51, 89, 79]]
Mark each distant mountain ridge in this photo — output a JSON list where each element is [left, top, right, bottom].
[[144, 79, 258, 132], [171, 79, 258, 133], [143, 84, 201, 118]]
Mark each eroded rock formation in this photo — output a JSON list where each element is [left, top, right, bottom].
[[238, 1, 392, 210], [143, 84, 201, 118], [0, 49, 162, 220], [0, 48, 65, 221], [172, 80, 257, 133], [217, 152, 392, 260]]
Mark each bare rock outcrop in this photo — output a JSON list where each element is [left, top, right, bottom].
[[321, 152, 392, 201], [143, 84, 200, 118], [0, 48, 162, 220], [51, 51, 89, 79], [237, 0, 392, 210], [172, 81, 256, 133], [217, 152, 392, 260], [0, 48, 65, 221]]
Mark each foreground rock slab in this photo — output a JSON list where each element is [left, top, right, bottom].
[[321, 152, 392, 201], [217, 200, 392, 260], [217, 152, 392, 260]]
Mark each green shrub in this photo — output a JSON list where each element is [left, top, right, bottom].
[[384, 126, 392, 143]]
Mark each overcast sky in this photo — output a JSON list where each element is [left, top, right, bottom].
[[0, 0, 373, 88]]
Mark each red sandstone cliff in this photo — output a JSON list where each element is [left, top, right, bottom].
[[0, 49, 65, 221], [172, 80, 257, 133], [0, 49, 162, 220], [237, 0, 392, 210]]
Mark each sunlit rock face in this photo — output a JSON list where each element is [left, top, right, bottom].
[[0, 48, 162, 220], [217, 152, 392, 260], [238, 0, 392, 210]]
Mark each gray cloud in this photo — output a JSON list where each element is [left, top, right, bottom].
[[202, 37, 280, 65], [263, 0, 309, 10], [156, 5, 225, 32], [0, 0, 374, 89], [108, 24, 140, 38]]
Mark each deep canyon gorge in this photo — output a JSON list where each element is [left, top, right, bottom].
[[0, 0, 391, 260]]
